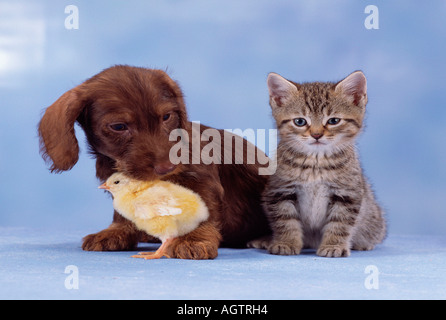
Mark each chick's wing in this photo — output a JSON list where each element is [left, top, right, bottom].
[[133, 186, 182, 219]]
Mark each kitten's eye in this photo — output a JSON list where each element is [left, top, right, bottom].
[[327, 118, 341, 125], [293, 118, 307, 127], [109, 123, 128, 132]]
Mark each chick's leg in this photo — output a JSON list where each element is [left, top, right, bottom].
[[132, 238, 174, 260]]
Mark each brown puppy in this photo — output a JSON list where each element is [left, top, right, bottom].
[[38, 65, 270, 259]]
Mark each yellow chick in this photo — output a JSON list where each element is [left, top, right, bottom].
[[99, 172, 209, 259]]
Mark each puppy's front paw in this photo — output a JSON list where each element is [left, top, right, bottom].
[[317, 245, 350, 258], [167, 238, 218, 260], [268, 240, 302, 255], [82, 227, 138, 251]]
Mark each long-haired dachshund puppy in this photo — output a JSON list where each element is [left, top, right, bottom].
[[38, 65, 270, 259]]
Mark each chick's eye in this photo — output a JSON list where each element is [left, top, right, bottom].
[[293, 118, 307, 127], [114, 180, 120, 184], [109, 123, 128, 132], [327, 118, 341, 125]]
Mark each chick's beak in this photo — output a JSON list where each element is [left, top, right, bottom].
[[98, 183, 110, 190]]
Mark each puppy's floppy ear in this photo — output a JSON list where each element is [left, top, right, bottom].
[[173, 90, 189, 130], [160, 73, 189, 130], [38, 84, 87, 173]]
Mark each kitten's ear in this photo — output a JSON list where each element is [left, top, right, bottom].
[[335, 71, 367, 107], [267, 72, 298, 108]]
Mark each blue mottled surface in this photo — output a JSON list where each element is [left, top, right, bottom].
[[0, 228, 445, 300]]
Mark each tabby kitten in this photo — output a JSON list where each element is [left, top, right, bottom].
[[249, 71, 386, 257]]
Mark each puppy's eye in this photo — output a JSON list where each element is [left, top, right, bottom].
[[109, 123, 128, 132], [162, 113, 171, 121]]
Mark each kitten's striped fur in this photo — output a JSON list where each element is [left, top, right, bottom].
[[249, 71, 386, 257]]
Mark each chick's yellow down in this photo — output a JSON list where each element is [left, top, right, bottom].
[[99, 172, 209, 259]]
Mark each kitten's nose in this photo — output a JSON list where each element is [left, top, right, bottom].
[[154, 162, 177, 175], [311, 132, 323, 140]]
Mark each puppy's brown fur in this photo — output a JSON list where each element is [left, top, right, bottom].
[[38, 65, 270, 259]]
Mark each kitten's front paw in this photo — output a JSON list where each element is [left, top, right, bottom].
[[247, 235, 272, 249], [352, 244, 374, 251], [317, 245, 350, 258], [268, 241, 302, 255]]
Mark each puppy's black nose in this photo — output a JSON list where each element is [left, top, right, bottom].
[[154, 162, 177, 175]]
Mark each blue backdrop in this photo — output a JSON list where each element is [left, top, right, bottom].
[[1, 0, 445, 235]]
